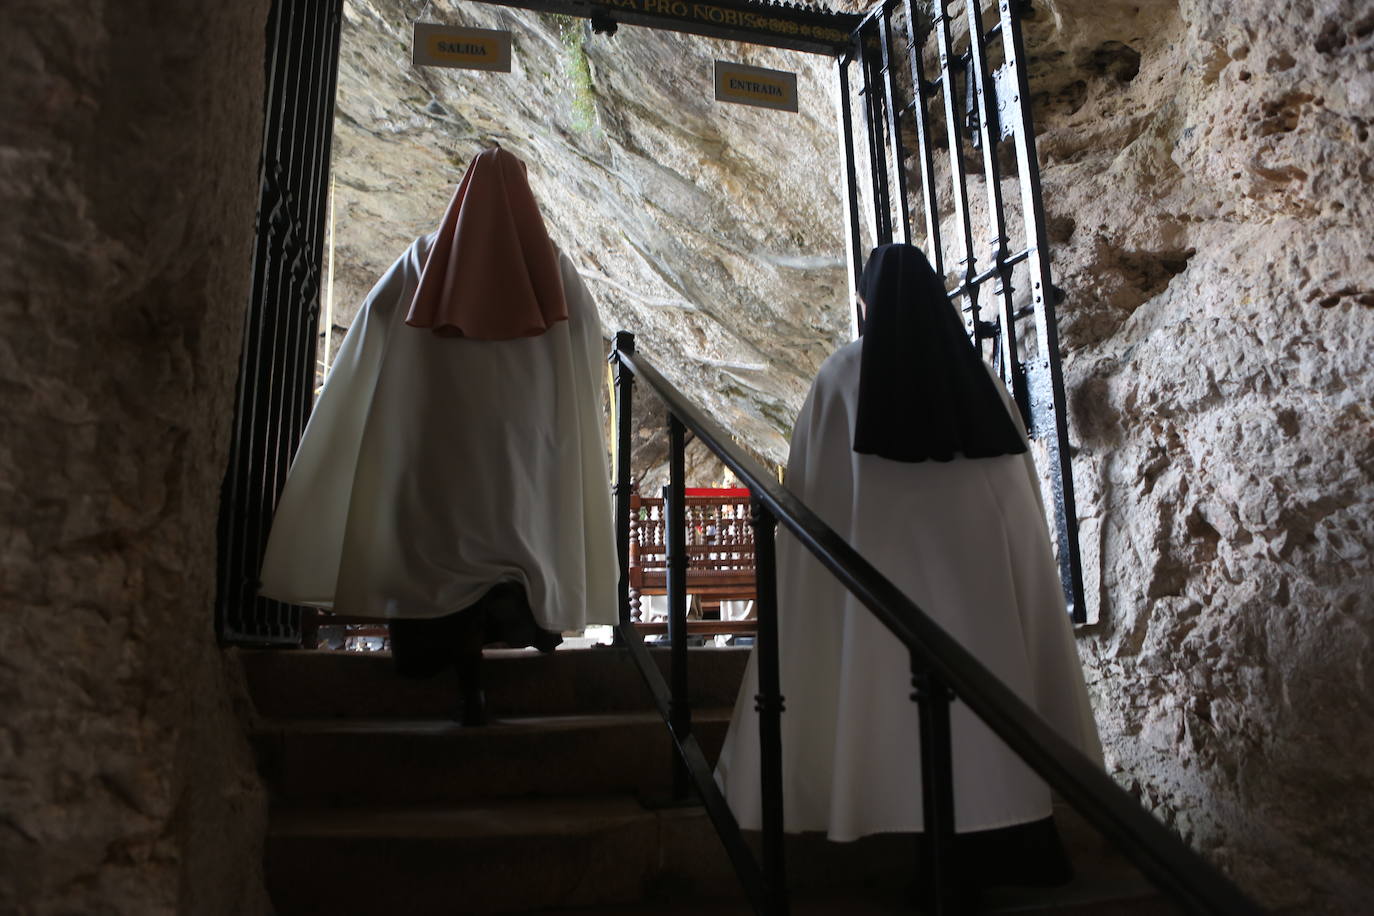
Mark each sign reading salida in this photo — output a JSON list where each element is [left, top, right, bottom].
[[413, 22, 513, 72], [713, 61, 799, 113]]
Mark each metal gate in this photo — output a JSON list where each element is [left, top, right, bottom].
[[838, 0, 1086, 623], [216, 0, 344, 644]]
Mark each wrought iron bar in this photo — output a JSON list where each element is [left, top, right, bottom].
[[949, 243, 1032, 301], [900, 0, 943, 275], [287, 0, 342, 637], [930, 0, 981, 338], [665, 416, 692, 801], [220, 0, 292, 597], [615, 625, 777, 913], [751, 498, 787, 915], [877, 14, 911, 244], [612, 330, 637, 628], [913, 662, 957, 915], [297, 17, 339, 429], [920, 48, 970, 93], [858, 23, 893, 246], [613, 342, 1263, 916], [257, 1, 310, 637], [273, 0, 324, 561], [610, 346, 776, 914], [964, 0, 1026, 391], [218, 0, 343, 643], [996, 0, 1087, 623], [856, 0, 1084, 622], [219, 0, 291, 642], [285, 0, 338, 488], [833, 52, 865, 334]]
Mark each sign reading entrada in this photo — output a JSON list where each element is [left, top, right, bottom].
[[713, 60, 799, 112], [412, 23, 513, 72]]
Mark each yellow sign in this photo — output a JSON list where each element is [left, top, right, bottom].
[[713, 61, 798, 113], [412, 22, 512, 72]]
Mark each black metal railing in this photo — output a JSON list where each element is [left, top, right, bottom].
[[610, 332, 1262, 916]]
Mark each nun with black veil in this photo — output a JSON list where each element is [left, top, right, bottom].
[[715, 243, 1103, 903]]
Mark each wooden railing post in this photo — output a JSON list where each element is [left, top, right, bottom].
[[751, 497, 788, 915], [912, 659, 957, 914], [612, 331, 636, 629], [665, 414, 691, 800]]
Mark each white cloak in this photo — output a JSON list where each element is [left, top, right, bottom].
[[258, 234, 617, 632], [715, 340, 1102, 840]]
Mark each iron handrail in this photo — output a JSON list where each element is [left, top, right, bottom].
[[613, 622, 774, 913], [611, 337, 1264, 915]]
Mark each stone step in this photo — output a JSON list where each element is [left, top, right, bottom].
[[265, 796, 671, 915], [265, 798, 1170, 916], [241, 645, 750, 720], [264, 796, 910, 915], [537, 880, 1173, 915], [979, 878, 1174, 915], [246, 647, 1173, 915], [256, 709, 733, 806]]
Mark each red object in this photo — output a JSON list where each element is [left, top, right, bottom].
[[684, 487, 751, 497]]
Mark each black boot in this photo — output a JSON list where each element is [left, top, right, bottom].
[[454, 606, 488, 726], [481, 581, 563, 653]]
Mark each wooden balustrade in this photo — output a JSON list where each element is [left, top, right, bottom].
[[628, 486, 758, 635]]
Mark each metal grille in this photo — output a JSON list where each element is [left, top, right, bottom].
[[216, 0, 345, 644], [837, 0, 1087, 623]]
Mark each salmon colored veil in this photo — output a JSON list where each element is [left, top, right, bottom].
[[405, 146, 569, 339]]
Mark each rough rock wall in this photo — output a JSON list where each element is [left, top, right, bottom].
[[328, 0, 851, 466], [0, 3, 272, 914], [1023, 0, 1374, 911]]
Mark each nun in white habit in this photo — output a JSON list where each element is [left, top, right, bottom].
[[715, 243, 1102, 890], [258, 147, 617, 723]]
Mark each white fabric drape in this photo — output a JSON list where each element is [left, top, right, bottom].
[[715, 340, 1101, 840], [259, 234, 617, 633]]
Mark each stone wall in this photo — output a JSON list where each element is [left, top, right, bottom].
[[1028, 0, 1374, 911], [0, 3, 272, 914]]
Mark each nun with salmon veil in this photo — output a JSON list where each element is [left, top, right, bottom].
[[715, 243, 1102, 899], [258, 146, 617, 725]]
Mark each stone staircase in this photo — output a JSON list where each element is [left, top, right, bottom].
[[240, 646, 1175, 914]]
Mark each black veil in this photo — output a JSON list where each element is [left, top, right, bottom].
[[853, 243, 1027, 463]]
